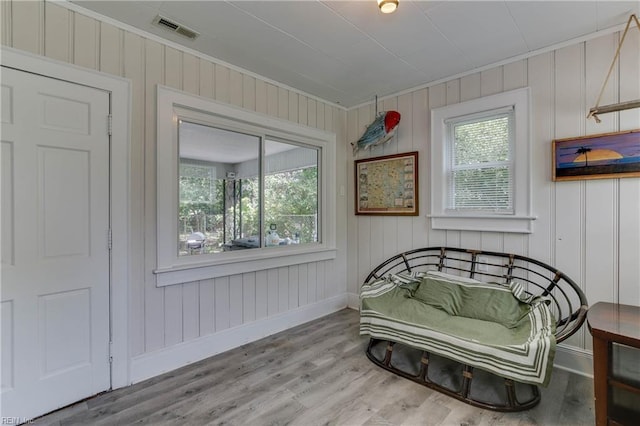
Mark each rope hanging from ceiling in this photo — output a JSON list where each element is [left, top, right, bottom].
[[587, 14, 640, 123]]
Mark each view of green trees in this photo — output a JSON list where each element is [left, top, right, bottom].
[[179, 163, 318, 254], [264, 167, 318, 244]]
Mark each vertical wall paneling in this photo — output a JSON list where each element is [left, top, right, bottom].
[[527, 53, 554, 264], [198, 60, 214, 98], [316, 100, 326, 130], [355, 107, 373, 285], [73, 13, 98, 70], [255, 79, 267, 114], [346, 108, 359, 294], [426, 83, 447, 247], [229, 69, 243, 107], [553, 44, 586, 349], [214, 276, 231, 332], [123, 31, 146, 356], [182, 53, 198, 95], [11, 0, 42, 55], [123, 31, 146, 357], [618, 181, 640, 306], [143, 39, 165, 353], [618, 29, 640, 125], [411, 88, 430, 249], [288, 92, 299, 123], [317, 260, 327, 301], [298, 94, 308, 126], [307, 262, 318, 305], [396, 93, 415, 254], [164, 286, 184, 346], [298, 263, 309, 306], [242, 273, 256, 324], [382, 98, 399, 261], [199, 279, 215, 337], [266, 83, 278, 117], [267, 268, 279, 316], [214, 64, 230, 104], [617, 28, 640, 306], [278, 87, 288, 120], [255, 270, 268, 320], [288, 265, 300, 310], [162, 46, 184, 347], [503, 60, 527, 92], [182, 282, 200, 342], [1, 0, 12, 46], [278, 267, 289, 312], [584, 35, 618, 309], [460, 73, 481, 101], [229, 275, 243, 328], [44, 2, 70, 62], [480, 67, 503, 97], [307, 99, 317, 128], [99, 22, 122, 76], [243, 74, 256, 111]]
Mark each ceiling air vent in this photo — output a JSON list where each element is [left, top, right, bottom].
[[152, 15, 199, 40]]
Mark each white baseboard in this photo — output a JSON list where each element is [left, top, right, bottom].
[[347, 292, 359, 310], [130, 294, 348, 384], [554, 344, 593, 378]]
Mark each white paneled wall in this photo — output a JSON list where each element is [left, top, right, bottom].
[[1, 0, 348, 373], [347, 29, 640, 363]]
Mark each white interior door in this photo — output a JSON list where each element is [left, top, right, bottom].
[[1, 67, 111, 420]]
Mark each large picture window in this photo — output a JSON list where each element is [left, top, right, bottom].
[[430, 88, 534, 233], [155, 86, 336, 286], [178, 121, 319, 256]]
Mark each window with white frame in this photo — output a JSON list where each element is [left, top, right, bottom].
[[430, 88, 534, 233], [155, 86, 336, 286]]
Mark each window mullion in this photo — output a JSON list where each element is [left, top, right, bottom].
[[259, 135, 265, 248]]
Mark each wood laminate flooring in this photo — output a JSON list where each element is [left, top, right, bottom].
[[33, 309, 594, 425]]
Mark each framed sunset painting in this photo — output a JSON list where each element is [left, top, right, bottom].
[[552, 129, 640, 181]]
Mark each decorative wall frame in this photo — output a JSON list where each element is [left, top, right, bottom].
[[355, 151, 418, 215], [552, 129, 640, 181]]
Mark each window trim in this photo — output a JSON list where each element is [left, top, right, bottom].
[[155, 85, 336, 286], [430, 87, 535, 233]]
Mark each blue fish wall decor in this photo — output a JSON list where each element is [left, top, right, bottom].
[[352, 110, 401, 155]]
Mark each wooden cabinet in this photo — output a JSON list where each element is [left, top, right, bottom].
[[587, 302, 640, 426]]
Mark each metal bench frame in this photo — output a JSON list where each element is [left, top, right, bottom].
[[362, 247, 588, 411]]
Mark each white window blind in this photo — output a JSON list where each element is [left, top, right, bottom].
[[447, 110, 514, 213]]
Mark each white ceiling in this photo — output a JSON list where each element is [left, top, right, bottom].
[[71, 1, 640, 108]]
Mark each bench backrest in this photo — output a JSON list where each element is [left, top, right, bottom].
[[363, 247, 588, 343]]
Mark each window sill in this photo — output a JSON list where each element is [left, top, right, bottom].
[[428, 214, 536, 234], [154, 245, 337, 287]]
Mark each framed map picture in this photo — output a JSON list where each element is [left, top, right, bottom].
[[355, 151, 419, 215]]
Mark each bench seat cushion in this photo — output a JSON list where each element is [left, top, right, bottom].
[[359, 273, 556, 386], [412, 271, 532, 328]]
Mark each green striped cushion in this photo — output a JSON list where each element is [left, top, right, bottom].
[[412, 271, 532, 329]]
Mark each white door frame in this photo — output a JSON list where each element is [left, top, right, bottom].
[[1, 46, 131, 388]]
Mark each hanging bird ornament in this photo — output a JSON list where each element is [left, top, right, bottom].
[[351, 110, 401, 156]]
